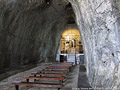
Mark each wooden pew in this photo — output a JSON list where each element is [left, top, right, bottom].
[[12, 81, 62, 90], [44, 68, 68, 71], [45, 65, 72, 71], [55, 62, 73, 65], [51, 63, 73, 67], [12, 62, 73, 90], [31, 72, 66, 77], [46, 66, 70, 69], [43, 69, 69, 74], [39, 70, 67, 74], [24, 76, 64, 85], [24, 76, 64, 80]]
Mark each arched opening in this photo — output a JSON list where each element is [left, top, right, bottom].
[[56, 28, 84, 65], [60, 29, 84, 54]]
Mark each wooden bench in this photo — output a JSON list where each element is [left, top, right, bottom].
[[51, 64, 73, 67], [45, 65, 71, 71], [24, 76, 64, 81], [46, 66, 70, 69], [12, 81, 62, 90], [39, 70, 67, 74], [12, 62, 73, 90], [50, 62, 73, 72], [24, 76, 64, 84], [44, 68, 68, 71], [55, 62, 73, 65], [31, 72, 66, 77], [54, 64, 73, 66], [43, 69, 69, 74]]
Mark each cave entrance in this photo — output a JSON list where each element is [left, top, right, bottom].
[[60, 29, 84, 54]]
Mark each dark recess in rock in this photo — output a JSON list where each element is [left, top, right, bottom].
[[112, 53, 114, 57], [67, 17, 75, 24], [65, 2, 72, 9], [45, 0, 52, 5]]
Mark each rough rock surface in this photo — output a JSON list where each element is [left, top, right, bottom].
[[69, 0, 120, 89], [0, 0, 74, 74], [0, 0, 120, 89]]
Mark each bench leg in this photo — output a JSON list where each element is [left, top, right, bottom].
[[15, 85, 19, 90], [58, 88, 60, 90], [26, 79, 29, 82], [59, 80, 63, 85], [34, 75, 37, 81]]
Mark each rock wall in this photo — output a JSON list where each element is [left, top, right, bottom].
[[1, 0, 120, 89], [0, 0, 70, 73], [69, 0, 120, 89]]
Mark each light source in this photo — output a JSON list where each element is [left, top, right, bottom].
[[72, 39, 74, 42], [67, 35, 70, 41]]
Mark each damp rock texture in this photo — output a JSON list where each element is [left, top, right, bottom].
[[69, 0, 120, 89], [0, 0, 75, 74], [0, 0, 120, 89]]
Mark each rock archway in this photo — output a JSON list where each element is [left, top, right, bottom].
[[0, 0, 120, 89]]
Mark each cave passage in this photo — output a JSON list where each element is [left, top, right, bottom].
[[0, 0, 120, 89]]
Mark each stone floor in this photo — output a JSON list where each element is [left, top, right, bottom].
[[0, 63, 92, 90], [78, 65, 93, 90]]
